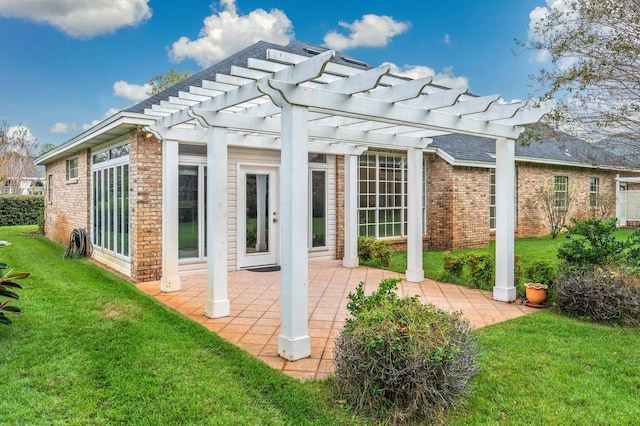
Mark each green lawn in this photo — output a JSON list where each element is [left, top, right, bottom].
[[388, 229, 636, 281], [1, 226, 639, 425]]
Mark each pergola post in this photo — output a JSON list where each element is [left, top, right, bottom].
[[406, 148, 424, 282], [278, 103, 311, 361], [493, 137, 516, 302], [205, 126, 230, 318], [161, 138, 181, 292], [343, 154, 359, 268]]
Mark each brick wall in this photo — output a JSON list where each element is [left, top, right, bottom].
[[44, 150, 91, 246], [426, 156, 491, 250], [129, 130, 163, 282], [426, 154, 455, 249], [516, 163, 624, 238]]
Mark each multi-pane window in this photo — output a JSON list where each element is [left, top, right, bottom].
[[358, 153, 407, 238], [67, 157, 78, 180], [554, 176, 569, 209], [489, 168, 518, 230], [489, 169, 496, 229], [92, 145, 129, 258], [589, 177, 599, 208]]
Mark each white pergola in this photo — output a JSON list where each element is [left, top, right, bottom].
[[145, 48, 547, 361]]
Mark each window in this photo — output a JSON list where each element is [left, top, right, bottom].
[[358, 153, 406, 238], [589, 177, 599, 208], [178, 164, 208, 260], [92, 155, 129, 258], [67, 157, 78, 180], [489, 168, 518, 230], [48, 175, 53, 200], [309, 169, 327, 249], [489, 169, 496, 229], [554, 176, 569, 210]]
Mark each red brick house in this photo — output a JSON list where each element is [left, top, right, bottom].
[[41, 40, 627, 360]]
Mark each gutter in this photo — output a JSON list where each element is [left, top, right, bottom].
[[35, 111, 155, 165]]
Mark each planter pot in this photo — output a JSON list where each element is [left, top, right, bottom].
[[525, 283, 548, 305]]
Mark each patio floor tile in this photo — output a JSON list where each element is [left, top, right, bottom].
[[138, 260, 536, 380]]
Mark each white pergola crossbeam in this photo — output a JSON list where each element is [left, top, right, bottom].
[[401, 87, 468, 110], [364, 76, 433, 102], [323, 65, 390, 94]]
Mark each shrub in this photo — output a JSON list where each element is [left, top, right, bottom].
[[556, 266, 640, 325], [524, 260, 556, 287], [557, 217, 624, 268], [464, 253, 494, 291], [442, 251, 464, 280], [0, 195, 44, 226], [0, 262, 29, 326], [334, 278, 479, 424], [358, 237, 391, 268]]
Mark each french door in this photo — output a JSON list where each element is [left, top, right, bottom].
[[238, 166, 278, 268]]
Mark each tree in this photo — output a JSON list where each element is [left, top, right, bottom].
[[535, 182, 577, 238], [0, 121, 38, 195], [147, 68, 192, 96], [520, 0, 640, 149]]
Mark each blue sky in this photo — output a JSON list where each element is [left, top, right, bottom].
[[0, 0, 551, 149]]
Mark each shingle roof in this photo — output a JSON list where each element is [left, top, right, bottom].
[[125, 40, 371, 114], [430, 132, 637, 169]]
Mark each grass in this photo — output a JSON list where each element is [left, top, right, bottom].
[[0, 226, 361, 425], [2, 225, 639, 424], [387, 228, 637, 281], [448, 311, 640, 425]]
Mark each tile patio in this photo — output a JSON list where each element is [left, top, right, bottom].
[[137, 260, 536, 380]]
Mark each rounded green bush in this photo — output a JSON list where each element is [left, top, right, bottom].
[[334, 279, 479, 424]]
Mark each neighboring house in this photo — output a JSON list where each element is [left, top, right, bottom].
[[2, 177, 45, 195], [37, 40, 591, 360]]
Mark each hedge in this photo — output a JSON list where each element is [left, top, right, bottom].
[[0, 195, 44, 226]]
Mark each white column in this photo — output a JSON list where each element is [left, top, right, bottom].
[[161, 139, 181, 292], [493, 138, 516, 302], [255, 174, 267, 252], [278, 103, 311, 361], [343, 154, 359, 268], [406, 148, 425, 282], [205, 126, 230, 318]]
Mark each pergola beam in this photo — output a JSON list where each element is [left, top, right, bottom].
[[264, 79, 525, 139]]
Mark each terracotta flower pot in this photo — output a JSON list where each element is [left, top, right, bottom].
[[525, 283, 548, 305]]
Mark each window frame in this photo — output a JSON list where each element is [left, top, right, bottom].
[[554, 175, 569, 210], [589, 177, 600, 208], [66, 157, 79, 180]]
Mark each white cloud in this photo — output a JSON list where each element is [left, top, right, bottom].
[[50, 108, 120, 135], [0, 0, 152, 38], [323, 14, 410, 50], [113, 81, 151, 102], [169, 0, 294, 68], [383, 63, 469, 89], [6, 125, 37, 143], [528, 0, 572, 63], [443, 34, 451, 45], [49, 122, 75, 134]]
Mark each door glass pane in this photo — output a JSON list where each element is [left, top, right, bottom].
[[123, 165, 129, 256], [179, 166, 199, 259], [311, 170, 326, 247], [246, 173, 269, 254]]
